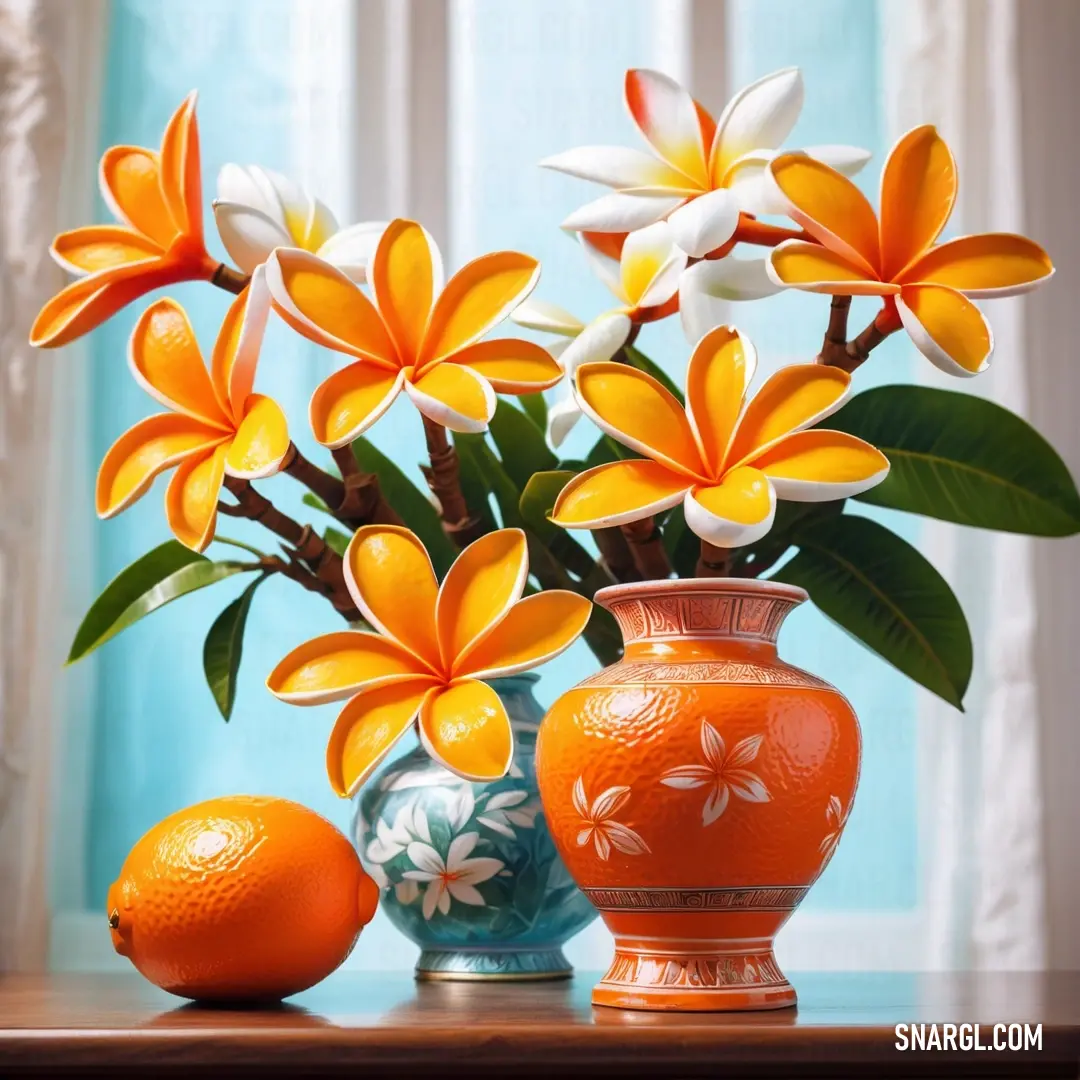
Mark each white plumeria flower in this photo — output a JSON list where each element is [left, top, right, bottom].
[[476, 790, 541, 839], [213, 164, 390, 280], [365, 802, 431, 864], [403, 832, 505, 920], [572, 778, 650, 861], [542, 67, 870, 258], [446, 785, 476, 833], [511, 222, 685, 447], [661, 723, 771, 826]]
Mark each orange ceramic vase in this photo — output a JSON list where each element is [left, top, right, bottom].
[[536, 578, 860, 1012]]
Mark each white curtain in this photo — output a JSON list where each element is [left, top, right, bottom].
[[883, 0, 1054, 971], [0, 0, 106, 972]]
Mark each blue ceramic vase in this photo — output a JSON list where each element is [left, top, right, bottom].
[[352, 675, 597, 980]]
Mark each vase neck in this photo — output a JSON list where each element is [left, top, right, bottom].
[[595, 578, 807, 661]]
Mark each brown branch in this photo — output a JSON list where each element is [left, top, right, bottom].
[[817, 297, 899, 373], [283, 443, 345, 508], [420, 416, 485, 548], [619, 517, 672, 580], [219, 476, 361, 621], [211, 263, 250, 295], [696, 540, 735, 578], [594, 527, 640, 583], [331, 444, 406, 528]]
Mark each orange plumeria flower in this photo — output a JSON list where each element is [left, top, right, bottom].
[[32, 93, 217, 349], [96, 271, 289, 551], [766, 125, 1054, 377], [267, 527, 592, 791], [552, 325, 889, 548], [264, 219, 563, 447]]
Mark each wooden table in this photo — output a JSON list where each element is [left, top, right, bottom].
[[1, 971, 1077, 1077]]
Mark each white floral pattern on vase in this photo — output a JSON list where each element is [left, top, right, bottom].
[[819, 794, 851, 866], [403, 832, 505, 921], [660, 723, 771, 825], [572, 779, 651, 860]]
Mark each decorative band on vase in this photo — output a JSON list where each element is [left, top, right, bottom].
[[600, 948, 789, 991], [582, 885, 810, 912], [415, 946, 572, 980], [576, 659, 834, 690]]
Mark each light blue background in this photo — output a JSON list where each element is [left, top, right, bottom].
[[73, 0, 916, 919]]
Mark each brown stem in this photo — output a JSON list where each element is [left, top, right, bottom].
[[283, 443, 345, 508], [817, 298, 899, 373], [219, 476, 361, 621], [331, 445, 406, 528], [594, 527, 640, 583], [619, 518, 672, 581], [420, 416, 485, 548], [696, 540, 735, 578], [211, 263, 250, 295]]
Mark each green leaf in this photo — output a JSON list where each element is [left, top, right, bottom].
[[518, 392, 548, 432], [323, 526, 352, 556], [624, 344, 684, 403], [772, 514, 972, 708], [301, 492, 334, 518], [584, 433, 640, 468], [451, 433, 499, 533], [352, 437, 458, 575], [519, 470, 599, 580], [461, 434, 524, 528], [829, 385, 1080, 536], [68, 542, 251, 664], [203, 575, 265, 721], [488, 399, 557, 489], [661, 504, 700, 578]]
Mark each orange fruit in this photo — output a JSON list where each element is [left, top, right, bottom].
[[107, 795, 379, 1001]]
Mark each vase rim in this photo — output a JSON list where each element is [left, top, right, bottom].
[[593, 576, 808, 611]]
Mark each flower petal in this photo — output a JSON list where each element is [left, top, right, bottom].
[[897, 283, 993, 377], [419, 251, 540, 366], [447, 831, 479, 864], [212, 200, 291, 275], [590, 785, 630, 820], [436, 528, 528, 666], [345, 525, 442, 670], [216, 163, 285, 220], [164, 442, 227, 552], [703, 784, 731, 824], [561, 190, 686, 233], [210, 266, 272, 423], [574, 362, 704, 477], [579, 231, 626, 299], [454, 857, 504, 886], [573, 778, 589, 818], [665, 188, 740, 259], [899, 233, 1054, 298], [684, 325, 756, 482], [326, 679, 434, 797], [454, 591, 592, 679], [450, 338, 563, 394], [539, 144, 694, 190], [603, 821, 651, 856], [556, 312, 631, 377], [727, 770, 771, 802], [510, 297, 584, 336], [418, 680, 514, 782], [684, 468, 776, 548], [96, 414, 226, 518], [551, 459, 691, 529], [264, 247, 399, 368], [372, 218, 440, 365], [30, 258, 195, 349], [310, 365, 405, 449], [405, 363, 496, 434], [267, 631, 429, 705], [710, 67, 803, 184], [701, 720, 725, 765], [766, 239, 897, 296], [127, 299, 231, 427], [547, 390, 582, 449], [879, 125, 956, 281], [99, 146, 175, 247], [158, 91, 202, 244], [724, 363, 852, 470], [620, 220, 687, 307], [803, 144, 873, 176], [678, 258, 781, 349], [51, 225, 164, 276], [225, 394, 290, 479], [726, 733, 762, 767], [316, 220, 392, 283], [749, 429, 890, 501], [625, 69, 708, 186], [445, 881, 485, 907], [768, 154, 880, 277]]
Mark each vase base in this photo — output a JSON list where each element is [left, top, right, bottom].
[[592, 942, 796, 1012], [415, 947, 573, 982]]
